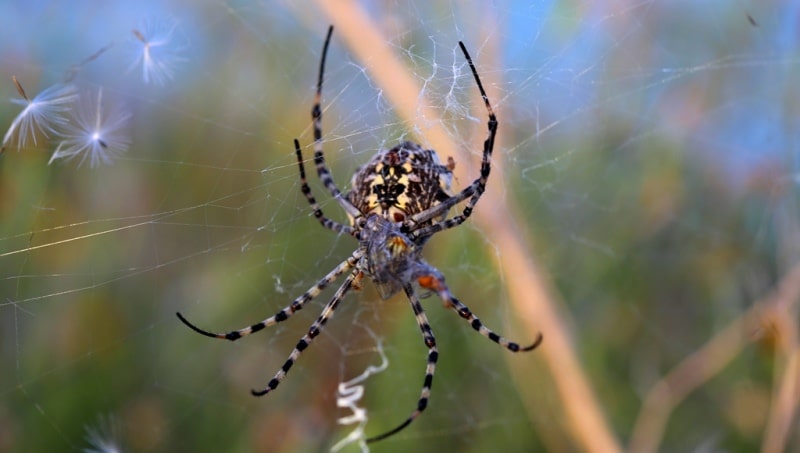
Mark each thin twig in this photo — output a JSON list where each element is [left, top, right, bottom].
[[629, 263, 800, 452], [763, 348, 799, 452], [762, 269, 800, 453]]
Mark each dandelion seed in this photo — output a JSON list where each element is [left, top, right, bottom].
[[129, 16, 186, 85], [49, 88, 132, 168], [83, 414, 124, 453], [63, 43, 114, 83], [1, 77, 77, 153]]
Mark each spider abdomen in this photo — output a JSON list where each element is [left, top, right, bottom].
[[348, 141, 453, 224]]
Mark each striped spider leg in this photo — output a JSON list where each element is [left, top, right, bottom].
[[406, 41, 497, 240], [176, 250, 361, 348], [360, 215, 542, 443]]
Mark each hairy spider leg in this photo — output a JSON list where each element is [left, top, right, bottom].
[[417, 273, 543, 352], [251, 269, 361, 396], [366, 284, 438, 443], [295, 139, 355, 235], [409, 41, 498, 239], [309, 25, 362, 219], [176, 251, 361, 340]]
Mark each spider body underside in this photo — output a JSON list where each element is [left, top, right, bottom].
[[177, 25, 542, 444], [351, 141, 454, 298]]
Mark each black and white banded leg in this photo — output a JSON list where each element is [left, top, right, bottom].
[[418, 273, 543, 352], [409, 41, 497, 238], [176, 251, 361, 342], [309, 25, 362, 219], [252, 269, 360, 396], [366, 284, 438, 443], [295, 139, 355, 236]]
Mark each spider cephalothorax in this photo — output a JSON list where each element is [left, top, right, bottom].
[[177, 25, 542, 444], [359, 213, 430, 299]]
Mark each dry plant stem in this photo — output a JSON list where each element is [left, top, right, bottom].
[[629, 263, 800, 453], [762, 274, 800, 453], [628, 313, 749, 452], [313, 1, 621, 451], [764, 347, 799, 453]]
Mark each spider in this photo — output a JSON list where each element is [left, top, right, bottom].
[[176, 25, 543, 443]]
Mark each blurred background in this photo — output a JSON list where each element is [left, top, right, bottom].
[[1, 1, 798, 452]]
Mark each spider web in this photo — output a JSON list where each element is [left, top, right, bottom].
[[1, 1, 798, 452]]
